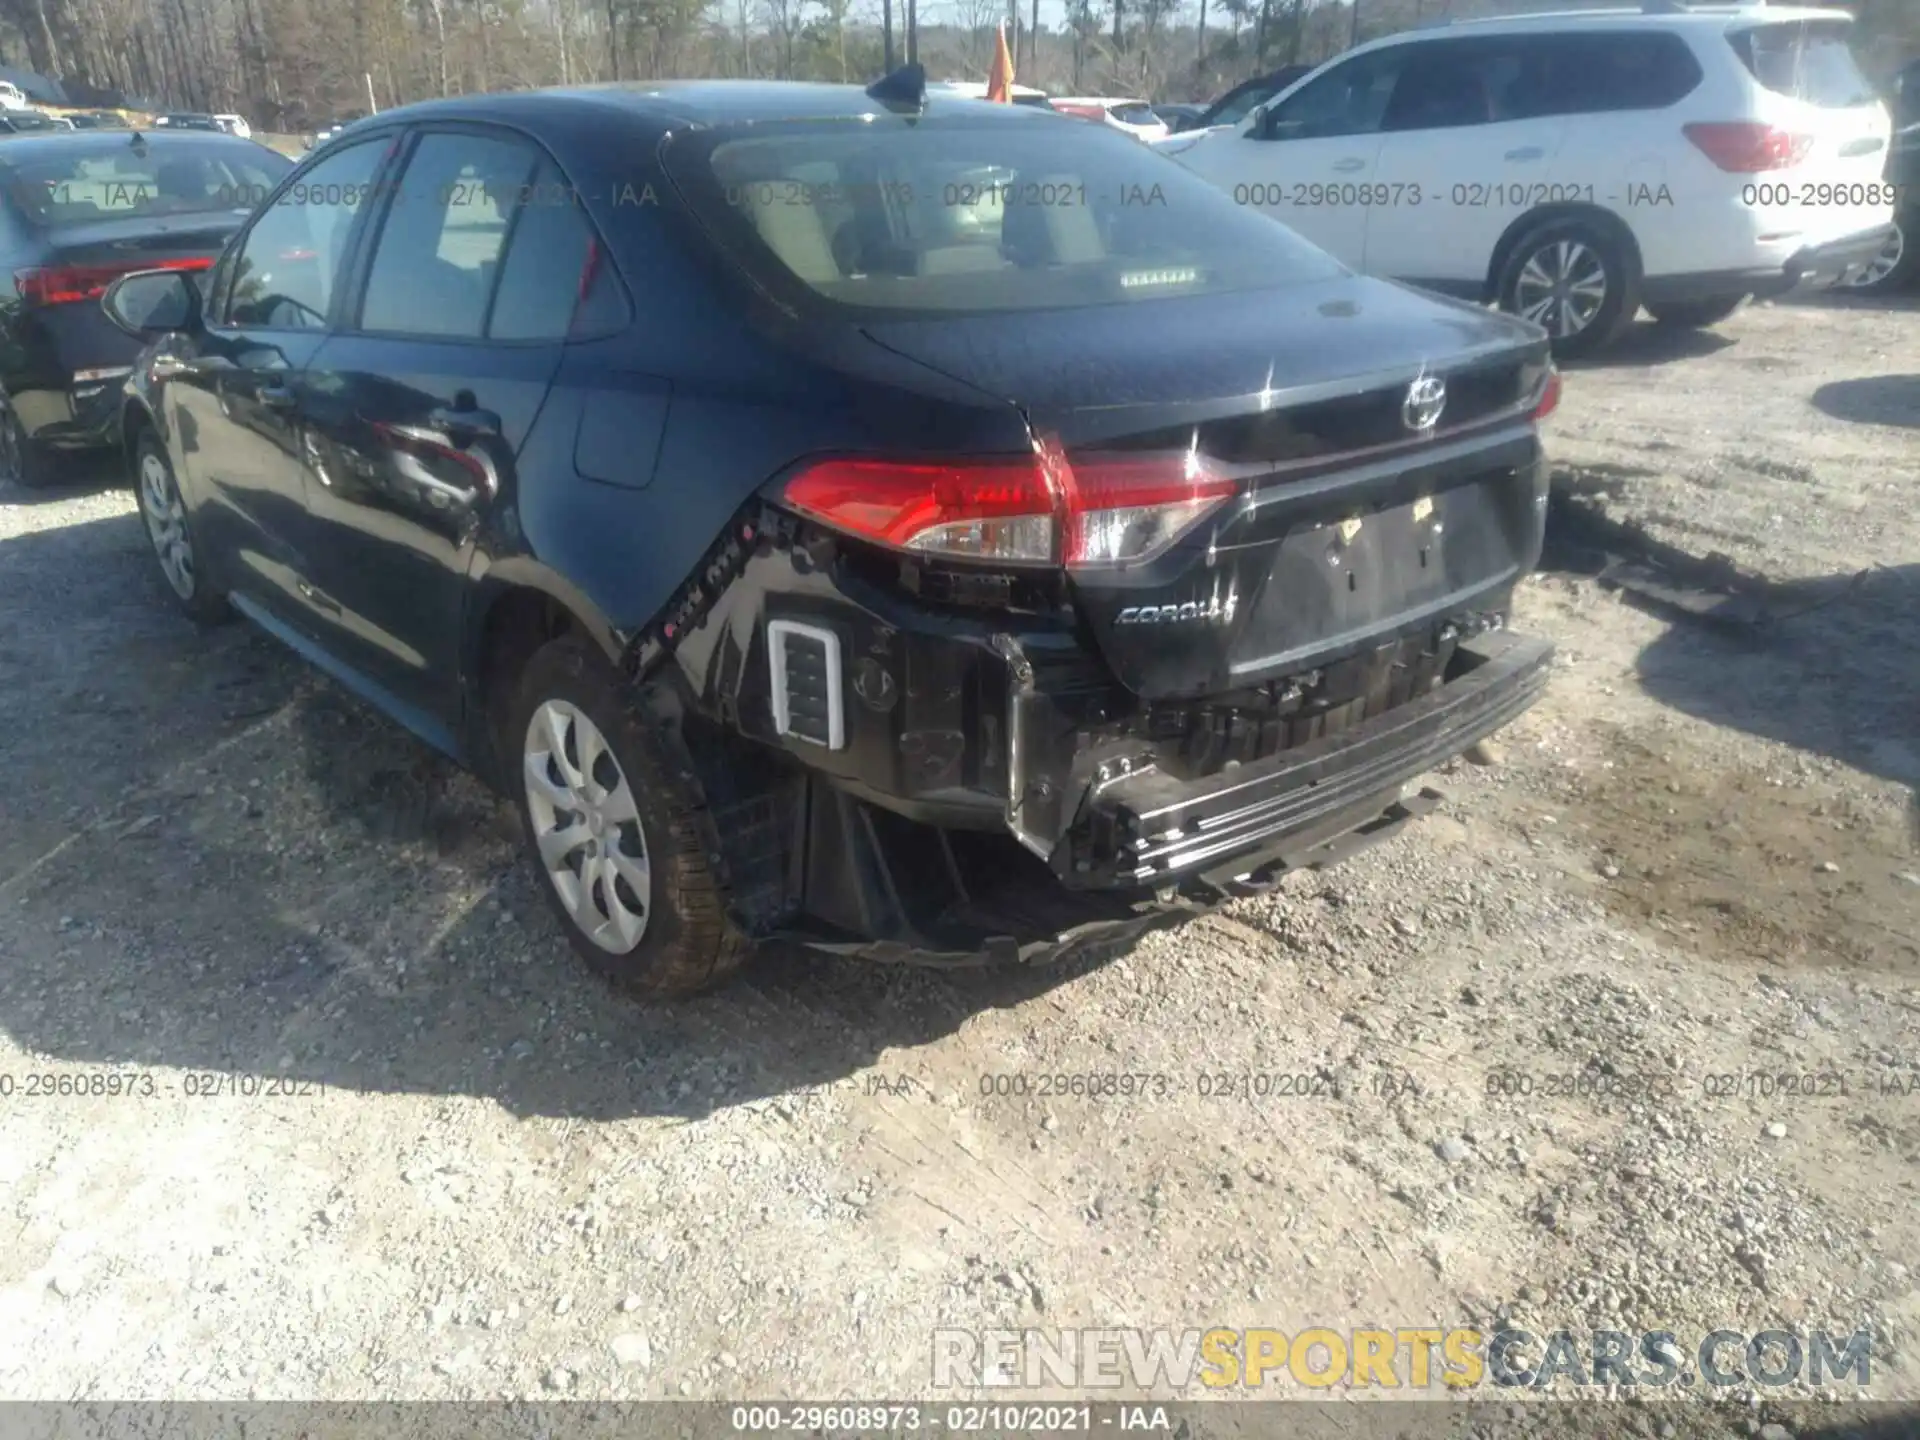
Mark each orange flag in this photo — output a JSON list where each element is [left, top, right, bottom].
[[986, 22, 1014, 102]]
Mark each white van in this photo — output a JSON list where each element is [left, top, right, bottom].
[[0, 82, 30, 112]]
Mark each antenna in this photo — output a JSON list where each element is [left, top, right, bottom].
[[866, 62, 927, 113]]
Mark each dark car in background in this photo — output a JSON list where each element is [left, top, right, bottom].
[[1171, 63, 1314, 131], [104, 76, 1557, 998], [67, 112, 128, 130], [0, 111, 64, 135], [1839, 57, 1920, 293], [0, 129, 289, 485]]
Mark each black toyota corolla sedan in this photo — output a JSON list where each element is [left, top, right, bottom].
[[0, 128, 289, 485], [104, 69, 1559, 998]]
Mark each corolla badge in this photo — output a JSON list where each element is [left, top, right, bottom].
[[1403, 374, 1447, 433], [1116, 597, 1230, 626]]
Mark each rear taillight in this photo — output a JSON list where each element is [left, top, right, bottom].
[[1683, 121, 1814, 173], [14, 254, 213, 307], [1531, 368, 1562, 422], [780, 442, 1237, 569]]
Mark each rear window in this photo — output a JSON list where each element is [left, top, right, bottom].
[[4, 138, 291, 227], [1109, 102, 1159, 127], [1519, 32, 1702, 116], [1730, 21, 1877, 109], [665, 116, 1344, 317]]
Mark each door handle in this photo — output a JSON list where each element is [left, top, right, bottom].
[[296, 580, 341, 615], [1504, 147, 1546, 161], [428, 406, 502, 444], [258, 384, 297, 411], [1332, 157, 1368, 173]]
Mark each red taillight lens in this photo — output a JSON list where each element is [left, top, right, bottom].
[[781, 443, 1237, 569], [14, 255, 214, 307], [1531, 369, 1562, 422], [1683, 121, 1813, 173], [1055, 448, 1238, 567], [782, 456, 1060, 562]]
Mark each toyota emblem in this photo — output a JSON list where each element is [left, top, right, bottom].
[[1403, 375, 1447, 433]]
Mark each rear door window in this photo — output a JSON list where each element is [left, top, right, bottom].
[[1381, 39, 1530, 131], [356, 130, 539, 339], [486, 159, 629, 340], [1731, 21, 1878, 109]]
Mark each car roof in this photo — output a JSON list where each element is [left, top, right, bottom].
[[1370, 0, 1850, 41], [324, 81, 1065, 139]]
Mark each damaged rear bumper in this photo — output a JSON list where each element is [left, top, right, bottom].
[[1054, 629, 1554, 890], [696, 621, 1552, 967]]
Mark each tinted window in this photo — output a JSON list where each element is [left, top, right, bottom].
[[3, 137, 290, 227], [225, 138, 385, 329], [1110, 103, 1160, 127], [487, 159, 628, 340], [1267, 49, 1407, 139], [1517, 32, 1702, 116], [1382, 42, 1525, 131], [666, 116, 1343, 316], [357, 131, 538, 338], [1732, 22, 1876, 110]]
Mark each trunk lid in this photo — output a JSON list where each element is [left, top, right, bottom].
[[862, 275, 1552, 700], [40, 211, 245, 269]]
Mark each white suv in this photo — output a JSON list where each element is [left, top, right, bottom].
[[1160, 2, 1896, 356]]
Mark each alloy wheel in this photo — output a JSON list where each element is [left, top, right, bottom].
[[523, 699, 651, 954], [1513, 239, 1609, 340], [139, 449, 196, 600], [1841, 223, 1904, 290]]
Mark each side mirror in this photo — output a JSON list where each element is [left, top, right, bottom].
[[102, 267, 202, 337]]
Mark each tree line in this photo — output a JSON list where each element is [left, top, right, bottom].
[[0, 0, 1912, 130]]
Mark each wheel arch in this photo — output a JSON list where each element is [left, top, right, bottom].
[[1485, 203, 1646, 302], [120, 394, 159, 464], [462, 561, 632, 791]]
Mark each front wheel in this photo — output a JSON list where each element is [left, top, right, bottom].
[[1645, 296, 1748, 328], [507, 636, 748, 999], [133, 428, 229, 624], [1497, 220, 1639, 360]]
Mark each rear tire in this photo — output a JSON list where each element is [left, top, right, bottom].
[[1645, 296, 1747, 328], [1834, 217, 1916, 295], [1496, 218, 1639, 360], [0, 403, 63, 489], [507, 635, 748, 999]]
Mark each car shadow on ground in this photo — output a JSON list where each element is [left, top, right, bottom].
[[1811, 374, 1920, 428], [1563, 315, 1736, 371], [1633, 562, 1920, 810], [0, 511, 1131, 1123], [0, 450, 127, 505]]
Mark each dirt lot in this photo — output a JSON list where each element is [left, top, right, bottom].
[[1, 292, 1916, 1425]]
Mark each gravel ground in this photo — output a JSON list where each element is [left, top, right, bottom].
[[0, 295, 1916, 1429]]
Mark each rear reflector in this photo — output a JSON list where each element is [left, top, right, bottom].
[[781, 443, 1237, 569], [1531, 369, 1562, 422], [1683, 122, 1813, 173], [14, 254, 214, 307], [766, 620, 845, 749]]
